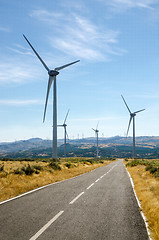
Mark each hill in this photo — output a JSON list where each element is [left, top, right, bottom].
[[1, 136, 159, 159]]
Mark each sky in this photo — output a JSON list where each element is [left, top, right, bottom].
[[0, 0, 159, 142]]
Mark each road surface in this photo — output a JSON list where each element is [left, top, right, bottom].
[[0, 159, 149, 240]]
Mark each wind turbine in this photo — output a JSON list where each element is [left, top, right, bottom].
[[121, 95, 145, 159], [58, 109, 70, 158], [92, 122, 99, 158], [23, 34, 80, 159]]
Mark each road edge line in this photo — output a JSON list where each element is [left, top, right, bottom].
[[125, 165, 152, 240]]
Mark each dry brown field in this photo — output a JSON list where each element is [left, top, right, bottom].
[[126, 159, 159, 240]]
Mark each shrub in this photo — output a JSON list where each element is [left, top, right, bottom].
[[0, 165, 4, 172], [49, 161, 61, 170], [14, 168, 23, 175], [99, 160, 104, 164], [126, 159, 148, 167], [34, 170, 40, 174], [150, 166, 158, 174], [88, 159, 94, 164], [65, 162, 72, 168], [145, 164, 159, 177], [145, 165, 153, 171], [23, 165, 35, 175], [154, 169, 159, 178], [33, 165, 43, 171]]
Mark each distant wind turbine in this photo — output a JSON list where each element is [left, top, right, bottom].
[[121, 95, 145, 159], [92, 122, 99, 158], [23, 34, 80, 159], [58, 109, 70, 158]]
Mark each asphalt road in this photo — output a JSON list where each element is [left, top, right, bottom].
[[0, 159, 149, 240]]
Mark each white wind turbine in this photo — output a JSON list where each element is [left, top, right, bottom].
[[23, 34, 80, 159], [121, 95, 145, 159], [58, 109, 70, 158], [92, 122, 99, 158]]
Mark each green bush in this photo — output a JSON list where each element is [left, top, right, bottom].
[[33, 165, 43, 171], [49, 161, 61, 170], [145, 165, 152, 171], [34, 170, 40, 174], [126, 159, 148, 167], [149, 166, 158, 174], [145, 164, 159, 177], [88, 159, 94, 164], [14, 168, 23, 175], [0, 165, 4, 172], [23, 165, 35, 175], [154, 169, 159, 178], [65, 162, 72, 168], [99, 160, 104, 164]]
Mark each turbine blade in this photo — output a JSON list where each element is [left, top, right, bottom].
[[121, 95, 131, 114], [64, 109, 70, 124], [92, 128, 96, 132], [55, 60, 80, 71], [134, 109, 145, 114], [126, 116, 133, 136], [57, 125, 64, 127], [23, 34, 50, 72], [96, 121, 99, 130], [43, 76, 55, 122]]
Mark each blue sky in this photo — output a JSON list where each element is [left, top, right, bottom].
[[0, 0, 159, 142]]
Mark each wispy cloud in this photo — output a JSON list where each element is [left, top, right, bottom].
[[0, 61, 35, 84], [0, 26, 10, 32], [100, 0, 158, 12], [7, 44, 33, 55], [30, 10, 125, 61], [0, 99, 42, 106], [0, 42, 45, 84]]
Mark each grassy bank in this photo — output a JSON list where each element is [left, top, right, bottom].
[[0, 157, 114, 202], [125, 159, 159, 240]]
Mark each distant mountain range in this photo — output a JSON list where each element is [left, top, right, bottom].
[[1, 136, 159, 159]]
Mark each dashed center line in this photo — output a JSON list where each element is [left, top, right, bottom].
[[69, 192, 85, 204], [29, 210, 64, 240], [95, 178, 100, 182], [29, 163, 118, 239], [87, 183, 95, 189]]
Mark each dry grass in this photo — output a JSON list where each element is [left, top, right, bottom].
[[0, 159, 112, 202], [126, 164, 159, 240]]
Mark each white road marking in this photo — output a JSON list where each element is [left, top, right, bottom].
[[87, 183, 95, 189], [95, 178, 100, 182], [106, 164, 117, 175], [69, 192, 85, 204], [29, 210, 64, 240], [126, 168, 151, 240]]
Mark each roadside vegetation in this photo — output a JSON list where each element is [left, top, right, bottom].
[[125, 158, 159, 240], [0, 157, 115, 202]]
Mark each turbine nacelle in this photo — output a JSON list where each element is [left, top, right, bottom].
[[131, 113, 136, 117], [48, 70, 59, 77]]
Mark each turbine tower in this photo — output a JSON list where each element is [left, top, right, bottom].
[[23, 34, 80, 159], [92, 122, 99, 158], [121, 95, 145, 159], [58, 109, 70, 158]]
